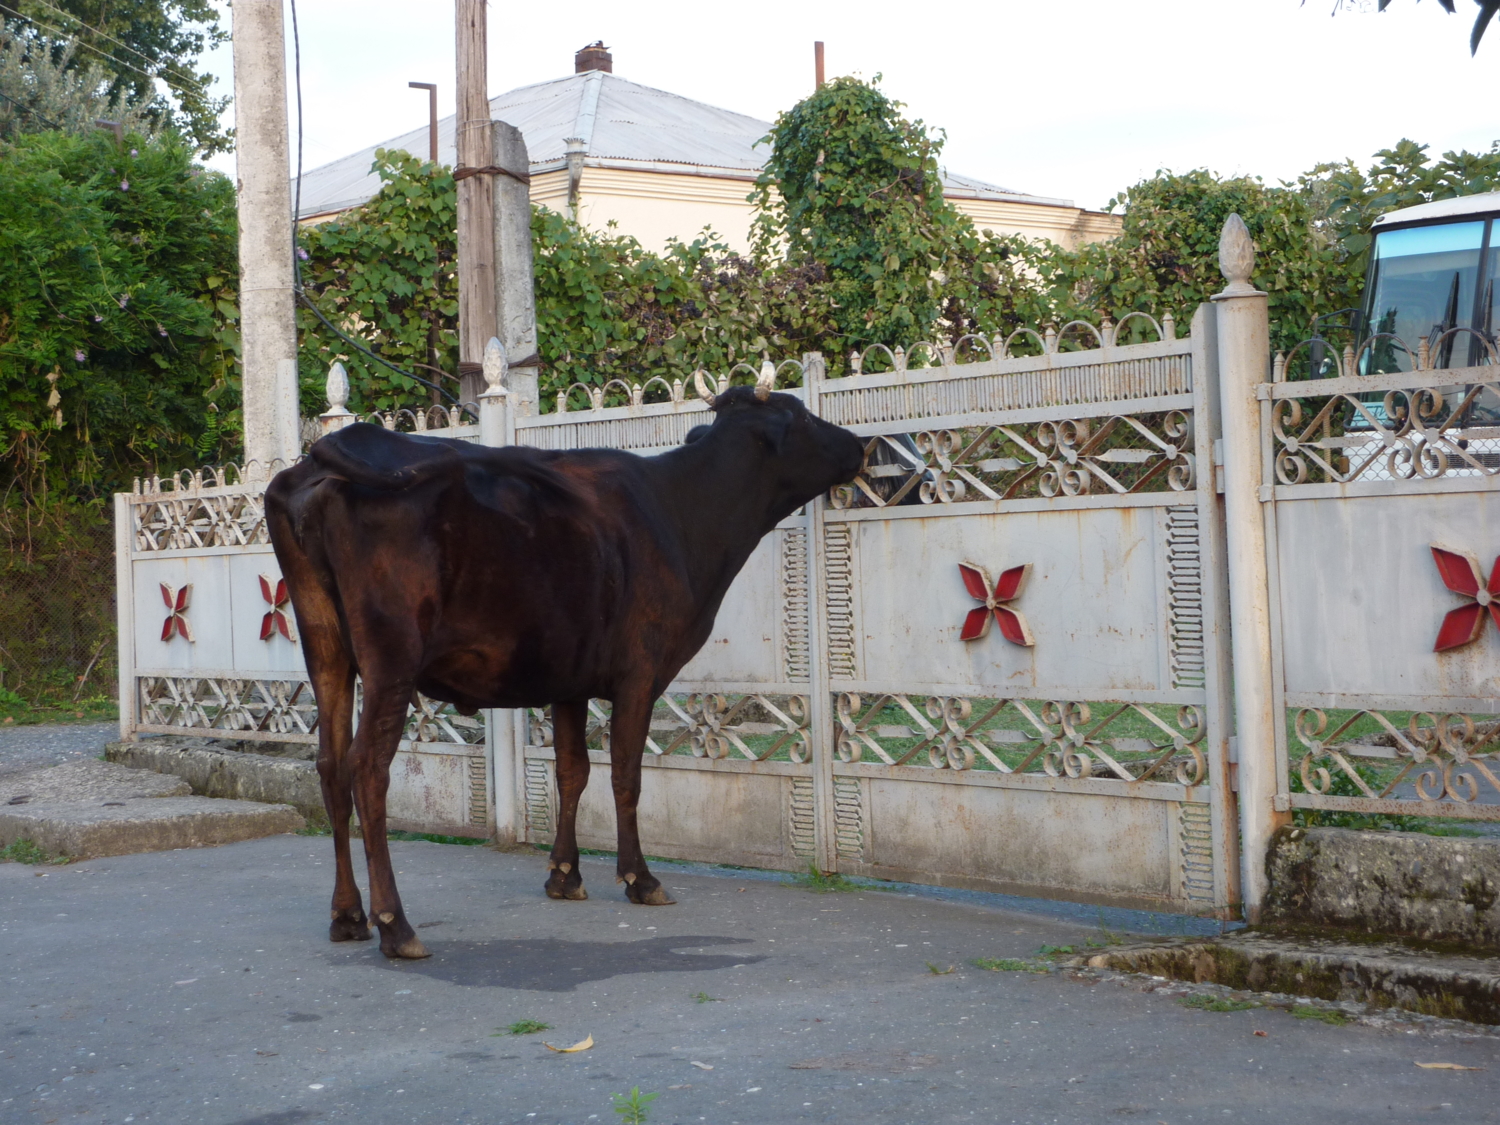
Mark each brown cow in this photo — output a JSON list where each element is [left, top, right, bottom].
[[266, 383, 864, 958]]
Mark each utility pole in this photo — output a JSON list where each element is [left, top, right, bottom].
[[409, 81, 439, 164], [232, 0, 300, 472], [814, 41, 825, 88], [455, 0, 497, 404]]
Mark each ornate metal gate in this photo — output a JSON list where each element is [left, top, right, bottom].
[[510, 316, 1240, 915]]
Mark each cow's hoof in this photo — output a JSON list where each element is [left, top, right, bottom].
[[624, 877, 676, 906], [383, 935, 431, 960], [545, 864, 587, 901], [329, 909, 371, 942]]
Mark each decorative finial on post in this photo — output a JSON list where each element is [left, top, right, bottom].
[[482, 337, 509, 397], [319, 361, 354, 434], [1216, 214, 1260, 297]]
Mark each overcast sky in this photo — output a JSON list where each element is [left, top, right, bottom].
[[197, 0, 1498, 213]]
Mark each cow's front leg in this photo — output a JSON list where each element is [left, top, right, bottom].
[[544, 699, 590, 901], [609, 692, 674, 906], [351, 682, 429, 959]]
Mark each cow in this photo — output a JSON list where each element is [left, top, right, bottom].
[[265, 372, 865, 958]]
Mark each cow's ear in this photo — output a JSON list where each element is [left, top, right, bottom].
[[756, 412, 791, 453], [684, 424, 711, 445]]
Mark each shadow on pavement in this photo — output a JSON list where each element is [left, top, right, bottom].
[[332, 934, 762, 991]]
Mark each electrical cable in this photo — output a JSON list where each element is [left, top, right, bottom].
[[286, 0, 455, 403], [23, 0, 206, 89], [0, 86, 64, 129], [0, 3, 172, 88]]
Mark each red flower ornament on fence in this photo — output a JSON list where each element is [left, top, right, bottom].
[[1431, 545, 1500, 652], [159, 583, 193, 642], [259, 575, 296, 642], [958, 561, 1034, 646]]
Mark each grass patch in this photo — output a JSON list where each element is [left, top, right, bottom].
[[0, 838, 72, 865], [1036, 944, 1075, 959], [973, 957, 1044, 972], [783, 863, 893, 893], [0, 688, 117, 727], [1292, 1005, 1351, 1026], [925, 962, 957, 975], [1179, 995, 1258, 1013], [492, 1019, 550, 1036], [691, 991, 722, 1003], [387, 830, 487, 846]]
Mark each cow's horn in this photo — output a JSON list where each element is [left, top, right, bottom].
[[694, 369, 716, 405], [755, 356, 775, 401]]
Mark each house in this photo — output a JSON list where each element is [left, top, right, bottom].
[[292, 44, 1121, 254]]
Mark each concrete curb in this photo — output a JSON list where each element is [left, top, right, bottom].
[[1266, 825, 1500, 948], [1071, 931, 1500, 1026], [0, 796, 303, 859], [105, 738, 324, 821]]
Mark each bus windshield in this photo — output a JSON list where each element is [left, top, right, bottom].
[[1361, 220, 1485, 373]]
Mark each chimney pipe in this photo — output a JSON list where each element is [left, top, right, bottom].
[[575, 41, 612, 73], [814, 41, 824, 88]]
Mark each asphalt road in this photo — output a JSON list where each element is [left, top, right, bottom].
[[2, 837, 1497, 1125], [0, 723, 118, 780]]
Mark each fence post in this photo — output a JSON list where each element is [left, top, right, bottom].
[[475, 336, 519, 843], [1212, 214, 1285, 920], [113, 492, 136, 742]]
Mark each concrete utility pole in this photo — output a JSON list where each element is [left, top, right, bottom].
[[455, 0, 498, 404], [232, 0, 300, 472]]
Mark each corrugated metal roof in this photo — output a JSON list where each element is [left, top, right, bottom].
[[292, 70, 1054, 219]]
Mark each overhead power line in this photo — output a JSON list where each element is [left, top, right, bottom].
[[0, 2, 175, 90], [22, 0, 205, 89]]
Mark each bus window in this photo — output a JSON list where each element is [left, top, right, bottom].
[[1361, 220, 1484, 373]]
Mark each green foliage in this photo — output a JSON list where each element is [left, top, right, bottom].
[[296, 150, 459, 415], [0, 127, 239, 501], [0, 21, 160, 141], [611, 1087, 658, 1125], [6, 1, 229, 154], [784, 862, 891, 893], [691, 991, 722, 1003], [751, 76, 965, 350]]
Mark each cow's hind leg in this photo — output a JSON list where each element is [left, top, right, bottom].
[[610, 693, 674, 906], [314, 658, 368, 942], [544, 699, 589, 901], [351, 681, 429, 959]]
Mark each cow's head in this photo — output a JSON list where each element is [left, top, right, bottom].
[[685, 386, 864, 525]]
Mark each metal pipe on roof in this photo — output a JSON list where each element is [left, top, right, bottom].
[[408, 82, 438, 164]]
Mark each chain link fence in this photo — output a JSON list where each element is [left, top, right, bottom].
[[0, 502, 116, 719]]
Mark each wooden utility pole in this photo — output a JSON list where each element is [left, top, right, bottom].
[[814, 41, 825, 88], [232, 0, 300, 472], [455, 0, 497, 404]]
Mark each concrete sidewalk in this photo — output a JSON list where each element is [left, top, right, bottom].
[[3, 838, 1497, 1125]]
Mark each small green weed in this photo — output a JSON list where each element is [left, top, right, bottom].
[[973, 957, 1043, 972], [925, 961, 957, 975], [785, 863, 867, 893], [1036, 944, 1075, 959], [691, 991, 722, 1004], [0, 839, 71, 865], [1292, 1005, 1351, 1025], [612, 1086, 659, 1125], [1179, 995, 1257, 1013], [492, 1019, 550, 1036], [387, 830, 487, 846]]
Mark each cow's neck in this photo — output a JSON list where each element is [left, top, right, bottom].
[[651, 435, 785, 603]]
